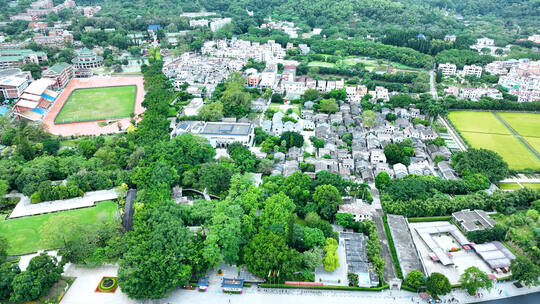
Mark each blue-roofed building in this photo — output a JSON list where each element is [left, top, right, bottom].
[[417, 33, 426, 40], [221, 278, 244, 293], [147, 24, 162, 32], [197, 277, 209, 292]]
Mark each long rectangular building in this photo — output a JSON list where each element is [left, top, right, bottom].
[[172, 121, 254, 148]]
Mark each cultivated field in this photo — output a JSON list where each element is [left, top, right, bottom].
[[448, 111, 540, 170], [55, 85, 136, 123], [498, 112, 540, 153], [0, 201, 117, 255]]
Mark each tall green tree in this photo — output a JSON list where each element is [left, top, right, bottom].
[[426, 272, 451, 298], [0, 263, 20, 301], [451, 149, 509, 183], [362, 110, 376, 128], [118, 202, 194, 299], [510, 256, 540, 287], [460, 266, 492, 296], [313, 184, 342, 221], [10, 253, 63, 303], [375, 172, 392, 190], [199, 102, 224, 121], [244, 231, 302, 280], [221, 73, 252, 117], [404, 270, 425, 290], [323, 237, 339, 272]]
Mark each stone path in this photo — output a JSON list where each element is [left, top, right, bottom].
[[438, 116, 467, 151], [8, 189, 120, 218]]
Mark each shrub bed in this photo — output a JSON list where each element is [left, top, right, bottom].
[[407, 216, 452, 223], [95, 276, 119, 293], [400, 285, 417, 292]]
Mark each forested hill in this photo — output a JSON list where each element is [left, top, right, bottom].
[[41, 0, 540, 39]]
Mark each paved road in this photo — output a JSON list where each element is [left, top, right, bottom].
[[8, 189, 120, 218], [429, 69, 439, 99], [59, 263, 540, 304], [493, 112, 540, 161]]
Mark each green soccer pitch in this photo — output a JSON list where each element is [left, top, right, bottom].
[[54, 85, 136, 124]]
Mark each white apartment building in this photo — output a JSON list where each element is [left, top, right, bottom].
[[210, 18, 232, 32], [476, 37, 494, 47], [375, 86, 389, 102], [439, 62, 457, 76], [485, 61, 508, 75], [189, 19, 208, 27], [281, 80, 307, 99], [462, 64, 483, 77]]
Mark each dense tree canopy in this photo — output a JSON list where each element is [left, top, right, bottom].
[[451, 149, 510, 183], [426, 272, 451, 298], [118, 202, 195, 299]]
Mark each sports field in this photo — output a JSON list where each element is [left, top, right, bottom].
[[54, 85, 136, 123], [498, 112, 540, 153], [0, 201, 117, 255], [448, 111, 540, 170]]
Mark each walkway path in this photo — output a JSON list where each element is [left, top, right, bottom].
[[58, 262, 540, 304], [500, 176, 540, 183], [493, 112, 540, 161], [429, 69, 439, 100], [372, 209, 397, 282], [8, 189, 120, 218], [438, 116, 467, 151]]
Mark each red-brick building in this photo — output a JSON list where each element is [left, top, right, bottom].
[[42, 62, 73, 89]]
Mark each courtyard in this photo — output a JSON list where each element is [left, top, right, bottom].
[[409, 221, 506, 285]]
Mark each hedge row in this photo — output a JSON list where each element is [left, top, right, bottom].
[[407, 216, 452, 223], [382, 215, 403, 279], [400, 285, 417, 292], [259, 283, 389, 291]]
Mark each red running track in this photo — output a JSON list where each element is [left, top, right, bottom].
[[42, 76, 146, 137]]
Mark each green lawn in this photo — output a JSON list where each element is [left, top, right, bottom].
[[0, 201, 118, 255], [448, 111, 511, 134], [448, 111, 540, 170], [307, 61, 335, 68], [498, 183, 523, 190], [55, 85, 136, 123], [523, 183, 540, 190], [499, 112, 540, 153], [268, 103, 301, 116]]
